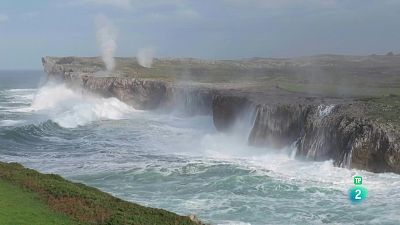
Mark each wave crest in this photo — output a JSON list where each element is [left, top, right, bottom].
[[31, 83, 135, 128]]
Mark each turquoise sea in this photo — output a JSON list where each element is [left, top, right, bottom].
[[0, 71, 399, 225]]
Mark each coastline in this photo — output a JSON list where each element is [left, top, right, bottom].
[[42, 56, 400, 174]]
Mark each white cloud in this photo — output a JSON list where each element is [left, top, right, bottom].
[[77, 0, 186, 10], [146, 8, 200, 22], [69, 0, 199, 22], [222, 0, 337, 9], [131, 0, 185, 7], [0, 14, 9, 23], [82, 0, 132, 9]]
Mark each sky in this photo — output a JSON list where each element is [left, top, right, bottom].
[[0, 0, 400, 69]]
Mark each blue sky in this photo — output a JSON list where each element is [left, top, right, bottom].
[[0, 0, 399, 69]]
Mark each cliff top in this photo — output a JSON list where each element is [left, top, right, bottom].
[[42, 55, 400, 127], [43, 55, 400, 98]]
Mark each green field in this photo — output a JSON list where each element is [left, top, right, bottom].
[[44, 54, 400, 133], [0, 180, 76, 225], [0, 162, 202, 225], [45, 55, 400, 98]]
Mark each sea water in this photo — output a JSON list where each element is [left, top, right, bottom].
[[0, 71, 399, 225]]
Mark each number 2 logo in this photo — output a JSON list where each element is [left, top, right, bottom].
[[355, 189, 362, 200]]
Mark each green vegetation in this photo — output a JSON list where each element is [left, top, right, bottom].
[[47, 55, 400, 98], [0, 162, 201, 225], [47, 55, 400, 129], [0, 180, 76, 225], [277, 82, 400, 97], [359, 95, 400, 127]]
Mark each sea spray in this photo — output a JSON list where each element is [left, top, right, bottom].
[[137, 47, 155, 68], [318, 104, 335, 117], [0, 120, 24, 127], [2, 76, 400, 224], [30, 82, 135, 128], [95, 14, 117, 71]]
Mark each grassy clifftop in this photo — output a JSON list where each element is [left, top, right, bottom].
[[43, 55, 400, 128], [0, 162, 202, 225], [44, 54, 400, 98]]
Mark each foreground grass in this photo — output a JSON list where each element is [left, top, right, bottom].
[[0, 180, 76, 225], [0, 162, 202, 225]]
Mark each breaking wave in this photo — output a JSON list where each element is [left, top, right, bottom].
[[30, 83, 136, 128], [2, 74, 400, 225]]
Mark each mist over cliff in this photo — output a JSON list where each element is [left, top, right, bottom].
[[95, 14, 117, 71], [41, 55, 400, 174]]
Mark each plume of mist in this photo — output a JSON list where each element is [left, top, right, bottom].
[[137, 47, 155, 68], [95, 14, 117, 71]]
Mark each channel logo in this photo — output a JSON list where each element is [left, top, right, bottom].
[[349, 176, 367, 203]]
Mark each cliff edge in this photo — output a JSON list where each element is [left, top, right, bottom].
[[42, 56, 400, 174]]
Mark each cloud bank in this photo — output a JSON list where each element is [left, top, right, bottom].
[[222, 0, 337, 8], [82, 0, 132, 9], [79, 0, 186, 10]]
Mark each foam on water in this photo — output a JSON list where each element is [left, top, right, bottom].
[[1, 76, 400, 225], [0, 119, 24, 127], [29, 83, 137, 128], [0, 88, 35, 113], [318, 104, 335, 117]]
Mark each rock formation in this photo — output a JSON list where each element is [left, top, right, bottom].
[[42, 56, 400, 174]]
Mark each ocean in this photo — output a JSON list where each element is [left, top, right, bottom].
[[0, 71, 399, 225]]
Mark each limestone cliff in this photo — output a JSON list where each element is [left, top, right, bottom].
[[42, 56, 400, 174]]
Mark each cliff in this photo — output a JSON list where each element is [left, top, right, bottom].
[[42, 56, 400, 174]]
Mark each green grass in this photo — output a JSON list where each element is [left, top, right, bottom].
[[46, 56, 400, 99], [0, 162, 202, 225], [278, 82, 400, 97], [359, 95, 400, 127], [0, 180, 77, 225]]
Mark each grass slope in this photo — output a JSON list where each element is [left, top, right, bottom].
[[0, 180, 76, 225], [0, 162, 202, 225]]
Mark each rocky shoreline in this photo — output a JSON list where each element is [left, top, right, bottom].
[[42, 56, 400, 174]]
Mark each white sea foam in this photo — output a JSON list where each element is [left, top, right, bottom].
[[30, 83, 136, 128], [1, 89, 35, 103], [0, 88, 36, 112], [217, 222, 251, 225], [4, 88, 36, 93], [2, 73, 400, 225], [191, 123, 371, 192], [318, 104, 335, 117], [0, 119, 24, 127], [4, 107, 35, 113], [3, 96, 400, 224]]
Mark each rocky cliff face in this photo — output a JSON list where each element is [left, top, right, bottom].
[[296, 105, 392, 171], [42, 56, 400, 174], [216, 100, 400, 173]]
